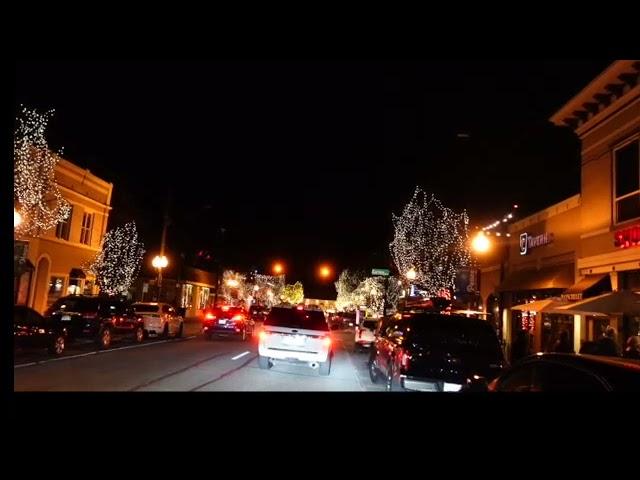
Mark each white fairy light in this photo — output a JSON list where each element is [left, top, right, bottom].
[[389, 187, 470, 297], [87, 222, 145, 295], [14, 106, 71, 236]]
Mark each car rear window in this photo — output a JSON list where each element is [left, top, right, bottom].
[[133, 304, 160, 313], [406, 315, 502, 358], [265, 308, 328, 331], [47, 297, 99, 314], [362, 320, 377, 330]]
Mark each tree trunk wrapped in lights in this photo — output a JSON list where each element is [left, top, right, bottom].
[[14, 106, 71, 236], [87, 222, 145, 296], [390, 187, 470, 297]]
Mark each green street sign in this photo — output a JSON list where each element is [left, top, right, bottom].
[[371, 268, 390, 277]]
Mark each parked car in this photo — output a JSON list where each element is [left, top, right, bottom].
[[369, 313, 506, 391], [14, 305, 68, 355], [355, 319, 378, 350], [45, 295, 145, 349], [249, 305, 269, 323], [258, 306, 333, 375], [466, 352, 640, 392], [131, 302, 184, 338], [202, 305, 254, 341]]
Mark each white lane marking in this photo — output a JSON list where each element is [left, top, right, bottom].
[[14, 335, 197, 369], [231, 351, 250, 360], [14, 362, 37, 369]]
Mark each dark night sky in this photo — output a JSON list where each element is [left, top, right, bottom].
[[15, 60, 612, 298]]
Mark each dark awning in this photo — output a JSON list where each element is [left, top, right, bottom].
[[561, 274, 610, 301], [498, 264, 574, 292], [70, 268, 86, 279]]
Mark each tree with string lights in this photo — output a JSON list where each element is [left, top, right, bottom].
[[14, 106, 71, 237], [87, 222, 145, 296], [390, 187, 470, 297]]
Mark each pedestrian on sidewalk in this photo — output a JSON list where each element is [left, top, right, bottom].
[[552, 329, 574, 354], [623, 335, 640, 359]]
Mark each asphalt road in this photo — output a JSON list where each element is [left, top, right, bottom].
[[14, 324, 385, 392]]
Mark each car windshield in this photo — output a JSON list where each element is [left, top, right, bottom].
[[407, 315, 502, 358], [265, 308, 328, 331], [133, 304, 160, 313]]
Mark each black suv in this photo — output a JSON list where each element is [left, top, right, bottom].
[[45, 295, 145, 349], [369, 313, 506, 391]]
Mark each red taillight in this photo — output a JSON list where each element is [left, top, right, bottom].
[[232, 314, 244, 321], [222, 306, 230, 312], [401, 352, 411, 370], [322, 336, 331, 347], [259, 331, 269, 341], [205, 312, 216, 320], [296, 305, 304, 310]]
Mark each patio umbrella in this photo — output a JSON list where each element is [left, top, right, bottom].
[[511, 298, 570, 312]]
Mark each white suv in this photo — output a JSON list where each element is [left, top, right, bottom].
[[258, 306, 332, 375], [132, 302, 184, 338]]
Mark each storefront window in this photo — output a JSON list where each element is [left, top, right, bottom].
[[181, 284, 193, 309], [199, 287, 210, 309], [83, 280, 95, 295], [67, 278, 83, 295], [614, 138, 640, 224], [48, 276, 65, 306], [542, 314, 574, 352]]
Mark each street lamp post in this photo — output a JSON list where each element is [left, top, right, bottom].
[[152, 255, 169, 301]]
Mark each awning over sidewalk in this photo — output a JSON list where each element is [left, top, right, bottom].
[[548, 290, 640, 316], [498, 264, 574, 292], [70, 268, 86, 279], [561, 274, 609, 301], [511, 298, 570, 312]]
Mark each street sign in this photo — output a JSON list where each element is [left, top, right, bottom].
[[371, 268, 390, 277]]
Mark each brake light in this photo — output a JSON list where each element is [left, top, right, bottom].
[[232, 314, 244, 321], [259, 330, 269, 341], [205, 312, 216, 320], [322, 336, 331, 347], [222, 306, 230, 312], [296, 305, 304, 310], [401, 352, 411, 370]]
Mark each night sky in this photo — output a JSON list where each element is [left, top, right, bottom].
[[15, 60, 612, 297]]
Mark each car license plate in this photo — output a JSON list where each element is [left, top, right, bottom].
[[283, 335, 305, 346], [61, 315, 71, 321], [218, 319, 227, 325]]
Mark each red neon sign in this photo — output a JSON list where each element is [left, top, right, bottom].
[[614, 225, 640, 249]]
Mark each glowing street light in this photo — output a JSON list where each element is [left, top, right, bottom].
[[319, 265, 332, 279], [152, 255, 169, 300], [471, 231, 491, 254], [272, 262, 284, 275], [14, 209, 22, 228]]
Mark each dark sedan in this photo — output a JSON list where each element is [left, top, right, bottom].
[[14, 305, 67, 355], [202, 306, 254, 341], [472, 353, 640, 392], [369, 313, 506, 391]]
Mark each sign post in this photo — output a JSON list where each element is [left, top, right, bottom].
[[372, 268, 391, 317]]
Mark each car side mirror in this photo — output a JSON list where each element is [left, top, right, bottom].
[[464, 376, 489, 392]]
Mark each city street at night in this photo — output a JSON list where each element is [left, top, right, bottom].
[[14, 324, 383, 392]]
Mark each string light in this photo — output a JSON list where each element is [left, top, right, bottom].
[[14, 106, 71, 236], [480, 205, 519, 232], [87, 222, 145, 295], [389, 187, 470, 297]]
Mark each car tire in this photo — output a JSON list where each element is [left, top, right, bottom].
[[135, 326, 144, 343], [48, 335, 65, 356], [258, 355, 271, 370], [369, 361, 382, 384], [162, 323, 169, 338], [319, 357, 332, 376], [97, 327, 112, 349], [175, 322, 183, 338]]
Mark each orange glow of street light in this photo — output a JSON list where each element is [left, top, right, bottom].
[[152, 255, 169, 269], [471, 231, 492, 254], [319, 265, 332, 279], [272, 262, 284, 275]]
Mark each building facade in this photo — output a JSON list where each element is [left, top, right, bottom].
[[14, 157, 113, 313], [480, 60, 640, 356]]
